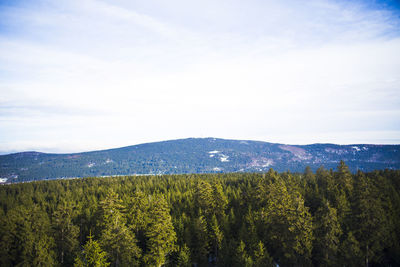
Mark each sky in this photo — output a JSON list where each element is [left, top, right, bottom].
[[0, 0, 400, 154]]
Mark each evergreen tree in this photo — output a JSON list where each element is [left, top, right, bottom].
[[303, 166, 322, 214], [126, 191, 150, 252], [339, 231, 363, 266], [74, 232, 109, 267], [176, 244, 191, 267], [52, 203, 79, 266], [253, 241, 273, 267], [334, 190, 351, 232], [212, 182, 228, 219], [235, 240, 253, 267], [191, 215, 209, 265], [143, 196, 177, 267], [1, 169, 400, 266], [98, 191, 141, 267], [335, 161, 353, 196], [313, 199, 341, 266], [352, 171, 391, 266], [194, 180, 215, 217], [209, 214, 223, 263], [0, 208, 17, 266], [10, 205, 56, 267], [262, 176, 313, 266]]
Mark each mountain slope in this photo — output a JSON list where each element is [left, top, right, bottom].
[[1, 138, 399, 182]]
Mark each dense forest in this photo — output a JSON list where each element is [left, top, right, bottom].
[[2, 138, 399, 183], [1, 161, 400, 266]]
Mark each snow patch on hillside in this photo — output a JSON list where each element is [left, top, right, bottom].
[[279, 145, 311, 160], [220, 155, 229, 162], [325, 148, 349, 155], [249, 158, 274, 168], [87, 163, 95, 168]]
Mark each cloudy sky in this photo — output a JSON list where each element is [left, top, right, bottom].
[[0, 0, 399, 154]]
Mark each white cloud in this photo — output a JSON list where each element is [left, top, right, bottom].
[[0, 0, 399, 153]]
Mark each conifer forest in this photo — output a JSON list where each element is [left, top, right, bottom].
[[1, 161, 400, 266]]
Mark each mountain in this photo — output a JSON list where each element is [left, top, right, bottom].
[[1, 138, 399, 183]]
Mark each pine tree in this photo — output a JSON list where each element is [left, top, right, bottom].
[[52, 203, 79, 266], [191, 215, 209, 265], [194, 180, 215, 217], [235, 240, 253, 267], [262, 176, 313, 266], [126, 191, 150, 252], [176, 244, 191, 267], [126, 191, 149, 233], [335, 161, 353, 197], [213, 182, 228, 219], [313, 199, 341, 266], [334, 190, 351, 232], [143, 196, 177, 267], [74, 232, 109, 267], [209, 214, 223, 263], [352, 171, 391, 266], [98, 191, 141, 266], [0, 207, 17, 266], [303, 166, 322, 214], [11, 205, 57, 266], [339, 231, 363, 266], [253, 241, 273, 267]]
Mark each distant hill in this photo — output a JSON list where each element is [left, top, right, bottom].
[[1, 138, 399, 183]]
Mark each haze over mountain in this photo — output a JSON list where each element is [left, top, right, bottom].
[[1, 138, 399, 183]]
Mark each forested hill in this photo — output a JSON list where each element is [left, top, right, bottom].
[[1, 137, 399, 182]]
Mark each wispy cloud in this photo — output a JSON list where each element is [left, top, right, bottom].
[[0, 0, 399, 153]]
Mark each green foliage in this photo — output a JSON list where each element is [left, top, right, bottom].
[[261, 175, 313, 266], [53, 202, 80, 265], [0, 204, 56, 266], [235, 240, 253, 267], [191, 215, 209, 265], [351, 171, 392, 265], [0, 163, 400, 266], [313, 200, 341, 266], [143, 196, 177, 267], [98, 191, 141, 266], [194, 180, 215, 216], [74, 233, 109, 267], [253, 241, 273, 267], [176, 244, 191, 267], [339, 231, 363, 266]]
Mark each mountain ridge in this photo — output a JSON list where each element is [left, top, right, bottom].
[[1, 137, 399, 183]]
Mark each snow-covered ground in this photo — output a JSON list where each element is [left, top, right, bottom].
[[87, 163, 95, 168], [220, 155, 229, 162]]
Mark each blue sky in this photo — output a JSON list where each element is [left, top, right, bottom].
[[0, 0, 400, 153]]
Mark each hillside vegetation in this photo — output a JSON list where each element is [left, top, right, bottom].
[[1, 138, 399, 182], [1, 162, 400, 266]]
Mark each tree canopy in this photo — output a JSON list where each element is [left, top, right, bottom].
[[1, 162, 400, 266]]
